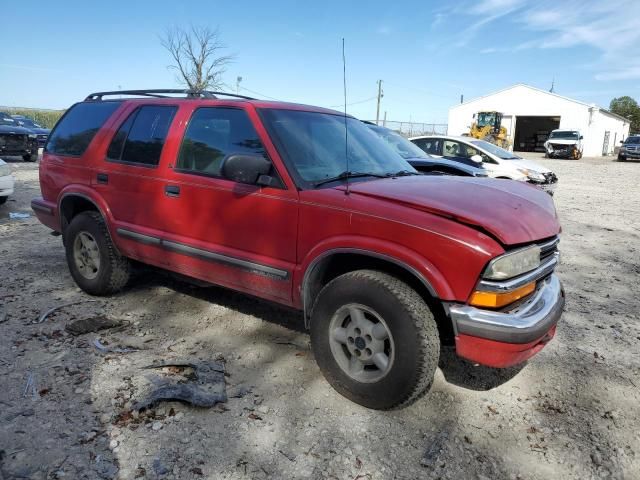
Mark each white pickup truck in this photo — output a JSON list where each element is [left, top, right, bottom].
[[544, 130, 583, 159]]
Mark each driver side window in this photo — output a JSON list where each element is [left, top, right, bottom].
[[176, 107, 267, 177]]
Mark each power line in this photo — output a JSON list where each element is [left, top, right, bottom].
[[238, 86, 282, 101], [328, 96, 377, 108]]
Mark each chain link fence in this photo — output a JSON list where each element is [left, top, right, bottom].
[[367, 120, 448, 138]]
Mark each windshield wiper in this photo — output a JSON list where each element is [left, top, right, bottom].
[[313, 171, 387, 187], [385, 170, 421, 177]]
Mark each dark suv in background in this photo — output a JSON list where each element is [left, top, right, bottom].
[[0, 111, 39, 161], [12, 114, 51, 148], [618, 135, 640, 161]]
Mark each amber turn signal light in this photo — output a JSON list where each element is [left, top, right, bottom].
[[469, 281, 536, 308]]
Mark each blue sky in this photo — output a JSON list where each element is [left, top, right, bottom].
[[1, 0, 639, 123]]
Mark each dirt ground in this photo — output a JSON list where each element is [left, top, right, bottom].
[[1, 154, 639, 480]]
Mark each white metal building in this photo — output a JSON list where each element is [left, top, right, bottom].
[[448, 84, 631, 156]]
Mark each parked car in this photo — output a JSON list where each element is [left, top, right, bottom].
[[11, 114, 51, 148], [0, 112, 39, 161], [410, 135, 558, 194], [32, 89, 564, 410], [618, 135, 640, 161], [0, 158, 14, 205], [544, 129, 583, 159], [365, 123, 488, 177]]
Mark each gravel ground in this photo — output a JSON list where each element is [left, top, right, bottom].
[[0, 154, 639, 480]]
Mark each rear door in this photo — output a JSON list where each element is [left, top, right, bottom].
[[91, 102, 178, 241], [153, 104, 299, 303]]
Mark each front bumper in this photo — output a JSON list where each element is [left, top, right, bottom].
[[619, 151, 640, 159], [448, 274, 564, 367], [0, 175, 15, 197]]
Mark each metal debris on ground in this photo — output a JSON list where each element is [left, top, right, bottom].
[[22, 372, 37, 400], [65, 316, 122, 336], [132, 359, 227, 410], [92, 338, 137, 354], [9, 212, 30, 220], [36, 300, 101, 324]]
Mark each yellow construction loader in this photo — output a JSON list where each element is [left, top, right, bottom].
[[469, 111, 510, 149]]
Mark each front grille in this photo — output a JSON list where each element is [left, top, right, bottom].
[[624, 145, 639, 152], [550, 143, 572, 152], [1, 133, 27, 148], [538, 236, 559, 263]]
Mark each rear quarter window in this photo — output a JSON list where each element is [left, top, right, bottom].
[[46, 101, 122, 156]]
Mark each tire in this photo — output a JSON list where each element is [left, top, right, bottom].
[[64, 211, 130, 295], [310, 270, 440, 410], [23, 151, 37, 162], [0, 196, 7, 205]]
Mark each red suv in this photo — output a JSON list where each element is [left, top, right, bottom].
[[32, 89, 564, 410]]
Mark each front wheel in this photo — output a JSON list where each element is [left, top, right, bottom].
[[310, 270, 440, 410], [64, 211, 130, 295]]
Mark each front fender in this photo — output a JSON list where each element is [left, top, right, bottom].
[[294, 235, 455, 313]]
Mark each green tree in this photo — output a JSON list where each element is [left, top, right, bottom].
[[609, 96, 640, 133]]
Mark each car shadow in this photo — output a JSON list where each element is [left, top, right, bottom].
[[438, 346, 525, 391]]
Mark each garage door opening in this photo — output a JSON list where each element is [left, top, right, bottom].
[[513, 116, 560, 152]]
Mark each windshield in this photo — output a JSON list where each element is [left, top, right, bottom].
[[549, 131, 579, 140], [470, 139, 520, 159], [261, 109, 415, 185], [0, 115, 18, 126], [624, 136, 640, 144], [476, 112, 497, 128], [16, 117, 40, 128], [368, 125, 429, 160]]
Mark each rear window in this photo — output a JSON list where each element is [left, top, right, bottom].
[[46, 101, 122, 156]]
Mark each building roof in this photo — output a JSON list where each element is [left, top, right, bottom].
[[452, 84, 630, 124]]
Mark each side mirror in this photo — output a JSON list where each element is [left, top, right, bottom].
[[470, 154, 483, 164], [620, 140, 624, 143], [579, 135, 584, 140], [220, 154, 273, 186]]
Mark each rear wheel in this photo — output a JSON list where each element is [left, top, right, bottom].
[[310, 270, 440, 410], [64, 211, 130, 295]]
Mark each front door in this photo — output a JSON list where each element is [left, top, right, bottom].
[[158, 105, 299, 303]]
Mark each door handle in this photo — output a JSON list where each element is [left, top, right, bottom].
[[96, 173, 108, 184], [165, 185, 180, 197]]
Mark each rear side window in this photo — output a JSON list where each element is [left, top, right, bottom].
[[46, 101, 122, 156], [107, 105, 177, 167], [413, 138, 441, 156], [176, 107, 266, 177]]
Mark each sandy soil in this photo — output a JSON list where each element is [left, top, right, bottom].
[[0, 154, 638, 480]]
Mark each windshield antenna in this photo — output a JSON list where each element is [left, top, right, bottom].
[[342, 37, 350, 195]]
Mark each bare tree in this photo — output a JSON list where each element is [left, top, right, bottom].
[[161, 25, 234, 92]]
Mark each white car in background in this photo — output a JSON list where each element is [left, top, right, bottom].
[[409, 135, 558, 194], [0, 159, 15, 205]]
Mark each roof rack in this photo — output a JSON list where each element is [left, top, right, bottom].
[[84, 89, 256, 101]]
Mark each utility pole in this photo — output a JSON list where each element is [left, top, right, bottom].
[[460, 94, 464, 104], [375, 80, 383, 125], [383, 111, 387, 127]]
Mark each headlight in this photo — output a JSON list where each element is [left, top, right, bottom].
[[28, 133, 37, 139], [518, 168, 546, 182], [0, 164, 11, 177], [483, 245, 540, 280]]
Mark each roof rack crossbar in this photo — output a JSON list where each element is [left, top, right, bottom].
[[84, 89, 256, 101]]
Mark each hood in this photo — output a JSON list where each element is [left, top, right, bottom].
[[506, 158, 552, 174], [545, 138, 578, 145], [345, 176, 560, 245], [28, 127, 50, 135], [0, 124, 34, 135]]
